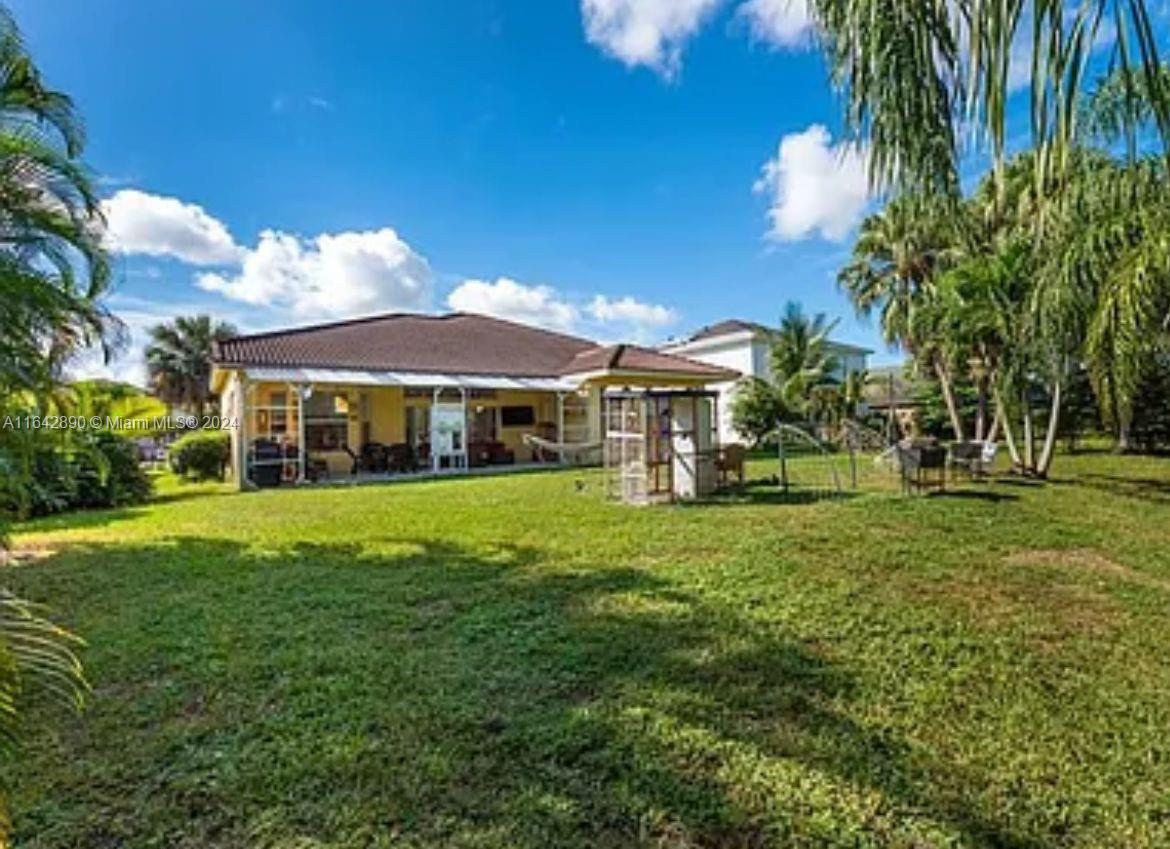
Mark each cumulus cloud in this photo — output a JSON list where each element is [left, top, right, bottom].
[[102, 190, 244, 265], [197, 228, 433, 319], [754, 124, 870, 242], [581, 0, 722, 78], [105, 188, 679, 342], [447, 277, 580, 332], [588, 295, 677, 327], [737, 0, 813, 48]]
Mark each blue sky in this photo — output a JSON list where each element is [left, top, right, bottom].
[[9, 0, 1129, 383]]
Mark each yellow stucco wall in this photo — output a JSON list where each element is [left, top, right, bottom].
[[241, 381, 576, 467]]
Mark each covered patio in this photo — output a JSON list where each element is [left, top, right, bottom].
[[219, 367, 597, 488]]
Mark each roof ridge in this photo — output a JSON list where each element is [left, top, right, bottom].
[[219, 311, 445, 346]]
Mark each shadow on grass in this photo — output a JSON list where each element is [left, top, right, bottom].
[[1069, 473, 1170, 505], [696, 480, 860, 507], [927, 489, 1020, 504], [10, 535, 1046, 849]]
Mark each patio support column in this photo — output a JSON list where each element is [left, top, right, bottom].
[[556, 392, 565, 466], [235, 374, 250, 491], [460, 386, 468, 471], [296, 385, 306, 483], [431, 387, 440, 473]]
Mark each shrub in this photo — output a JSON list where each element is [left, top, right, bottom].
[[76, 431, 153, 508], [169, 430, 230, 481], [0, 427, 153, 518]]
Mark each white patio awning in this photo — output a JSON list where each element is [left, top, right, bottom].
[[243, 366, 580, 393]]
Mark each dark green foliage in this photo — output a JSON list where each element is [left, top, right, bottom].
[[913, 375, 978, 440], [145, 315, 236, 416], [0, 427, 152, 518], [1129, 351, 1170, 453], [168, 430, 230, 481], [729, 377, 786, 447]]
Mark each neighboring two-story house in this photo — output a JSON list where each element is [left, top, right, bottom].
[[661, 319, 871, 444]]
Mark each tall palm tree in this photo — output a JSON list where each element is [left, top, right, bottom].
[[838, 196, 970, 439], [0, 5, 101, 838], [0, 7, 113, 398], [145, 315, 237, 415], [809, 1, 1170, 202]]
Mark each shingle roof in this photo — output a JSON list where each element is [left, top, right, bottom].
[[213, 312, 733, 380], [560, 344, 736, 379], [685, 319, 769, 343]]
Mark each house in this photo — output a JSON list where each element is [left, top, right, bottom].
[[210, 312, 736, 490], [660, 319, 872, 444]]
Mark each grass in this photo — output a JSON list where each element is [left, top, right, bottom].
[[4, 452, 1170, 848]]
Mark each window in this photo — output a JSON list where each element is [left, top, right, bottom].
[[305, 391, 349, 451], [269, 391, 288, 435], [500, 405, 535, 427]]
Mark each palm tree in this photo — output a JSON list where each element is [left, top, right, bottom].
[[145, 315, 237, 415], [0, 7, 114, 398], [769, 302, 839, 415], [0, 6, 101, 835], [839, 196, 970, 439], [809, 1, 1170, 203]]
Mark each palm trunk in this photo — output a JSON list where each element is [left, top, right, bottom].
[[974, 376, 988, 442], [993, 386, 1022, 468], [1117, 415, 1132, 453], [1037, 378, 1063, 477], [933, 358, 965, 442], [987, 409, 1001, 444], [1022, 388, 1035, 474]]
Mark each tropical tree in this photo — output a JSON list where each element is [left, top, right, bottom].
[[770, 302, 840, 411], [0, 9, 114, 399], [839, 196, 969, 439], [0, 6, 104, 835], [809, 1, 1170, 204], [145, 315, 237, 415], [730, 303, 843, 443]]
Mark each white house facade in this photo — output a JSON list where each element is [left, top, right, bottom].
[[661, 319, 871, 444]]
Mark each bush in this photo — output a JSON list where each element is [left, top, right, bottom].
[[0, 427, 153, 518], [730, 378, 787, 448], [169, 430, 230, 481], [76, 431, 153, 508]]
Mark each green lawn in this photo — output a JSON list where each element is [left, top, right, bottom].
[[6, 453, 1170, 848]]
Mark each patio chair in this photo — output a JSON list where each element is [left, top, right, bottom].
[[715, 443, 747, 487], [950, 441, 999, 481], [360, 442, 389, 474], [896, 440, 947, 494], [387, 443, 413, 473]]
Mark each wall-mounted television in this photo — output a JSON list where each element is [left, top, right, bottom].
[[501, 405, 536, 427]]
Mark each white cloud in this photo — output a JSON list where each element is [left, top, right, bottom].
[[581, 0, 723, 78], [754, 124, 870, 242], [447, 277, 580, 332], [64, 294, 252, 388], [104, 189, 680, 344], [101, 190, 244, 265], [737, 0, 813, 48], [588, 295, 677, 327], [197, 228, 433, 319]]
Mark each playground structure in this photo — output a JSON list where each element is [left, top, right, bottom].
[[603, 389, 719, 505]]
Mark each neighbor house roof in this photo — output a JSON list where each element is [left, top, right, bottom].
[[213, 312, 734, 382], [671, 318, 873, 354], [685, 319, 769, 343]]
